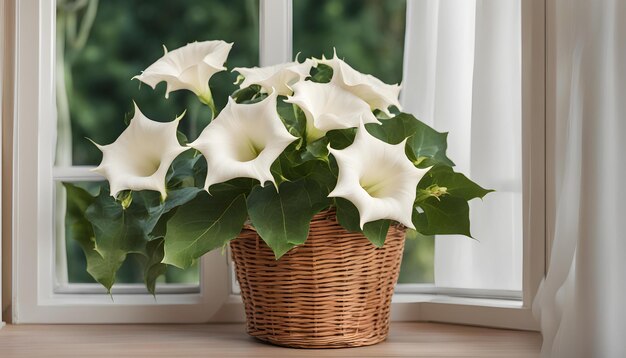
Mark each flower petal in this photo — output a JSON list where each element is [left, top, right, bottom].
[[233, 59, 314, 96], [93, 103, 189, 199], [285, 81, 378, 141], [133, 41, 233, 98], [189, 91, 298, 190], [316, 51, 402, 115], [328, 122, 430, 228]]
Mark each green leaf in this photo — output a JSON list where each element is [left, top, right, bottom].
[[247, 179, 328, 258], [209, 177, 257, 196], [132, 187, 203, 237], [163, 190, 248, 269], [309, 63, 333, 83], [300, 137, 329, 162], [364, 113, 420, 145], [417, 165, 493, 201], [66, 184, 201, 292], [192, 156, 208, 187], [240, 93, 268, 105], [363, 219, 391, 247], [176, 130, 189, 145], [326, 128, 356, 149], [64, 183, 101, 282], [325, 113, 454, 168], [335, 197, 362, 232], [149, 208, 177, 240], [277, 98, 306, 140], [400, 113, 455, 168], [270, 143, 304, 184], [231, 84, 263, 103], [272, 152, 337, 198], [144, 238, 167, 296], [84, 188, 149, 291], [413, 196, 472, 237], [294, 159, 338, 194], [166, 149, 202, 189], [334, 199, 391, 247]]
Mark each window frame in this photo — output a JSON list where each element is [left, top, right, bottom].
[[10, 0, 545, 330], [0, 0, 6, 329], [384, 0, 545, 330]]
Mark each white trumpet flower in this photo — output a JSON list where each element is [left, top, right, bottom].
[[92, 103, 188, 199], [233, 59, 314, 96], [328, 122, 430, 229], [317, 51, 402, 116], [133, 40, 232, 105], [189, 91, 298, 191], [285, 81, 378, 142]]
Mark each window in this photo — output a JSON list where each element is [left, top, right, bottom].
[[55, 0, 259, 294], [11, 0, 545, 328]]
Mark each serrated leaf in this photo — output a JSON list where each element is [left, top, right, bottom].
[[150, 208, 178, 240], [84, 188, 148, 291], [417, 165, 493, 201], [247, 179, 328, 258], [163, 190, 248, 269], [399, 113, 455, 168], [413, 196, 472, 237], [364, 113, 420, 145], [363, 219, 391, 247], [144, 238, 166, 295], [64, 183, 100, 282], [132, 187, 203, 237]]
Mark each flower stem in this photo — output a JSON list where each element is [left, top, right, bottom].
[[199, 90, 217, 119]]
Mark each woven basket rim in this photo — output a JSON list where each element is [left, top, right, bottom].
[[241, 206, 406, 234]]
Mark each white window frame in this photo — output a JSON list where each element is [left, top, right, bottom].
[[10, 0, 545, 330], [386, 0, 545, 331]]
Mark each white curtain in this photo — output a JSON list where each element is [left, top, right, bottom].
[[533, 1, 626, 357], [401, 0, 523, 291]]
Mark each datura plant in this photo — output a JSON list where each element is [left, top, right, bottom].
[[66, 40, 493, 294]]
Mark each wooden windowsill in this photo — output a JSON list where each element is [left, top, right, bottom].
[[0, 322, 541, 357]]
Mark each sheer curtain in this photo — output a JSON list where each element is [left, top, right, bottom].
[[533, 1, 626, 357], [401, 0, 522, 291]]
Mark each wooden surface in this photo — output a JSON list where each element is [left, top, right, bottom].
[[0, 322, 541, 357]]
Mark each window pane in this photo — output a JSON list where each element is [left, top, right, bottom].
[[293, 0, 406, 84], [56, 0, 259, 166], [57, 181, 200, 287], [402, 1, 523, 292], [294, 0, 433, 284], [397, 233, 434, 284]]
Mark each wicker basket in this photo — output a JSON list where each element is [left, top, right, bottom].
[[230, 208, 405, 349]]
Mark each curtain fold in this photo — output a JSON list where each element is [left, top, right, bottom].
[[402, 0, 522, 291], [534, 1, 626, 357]]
